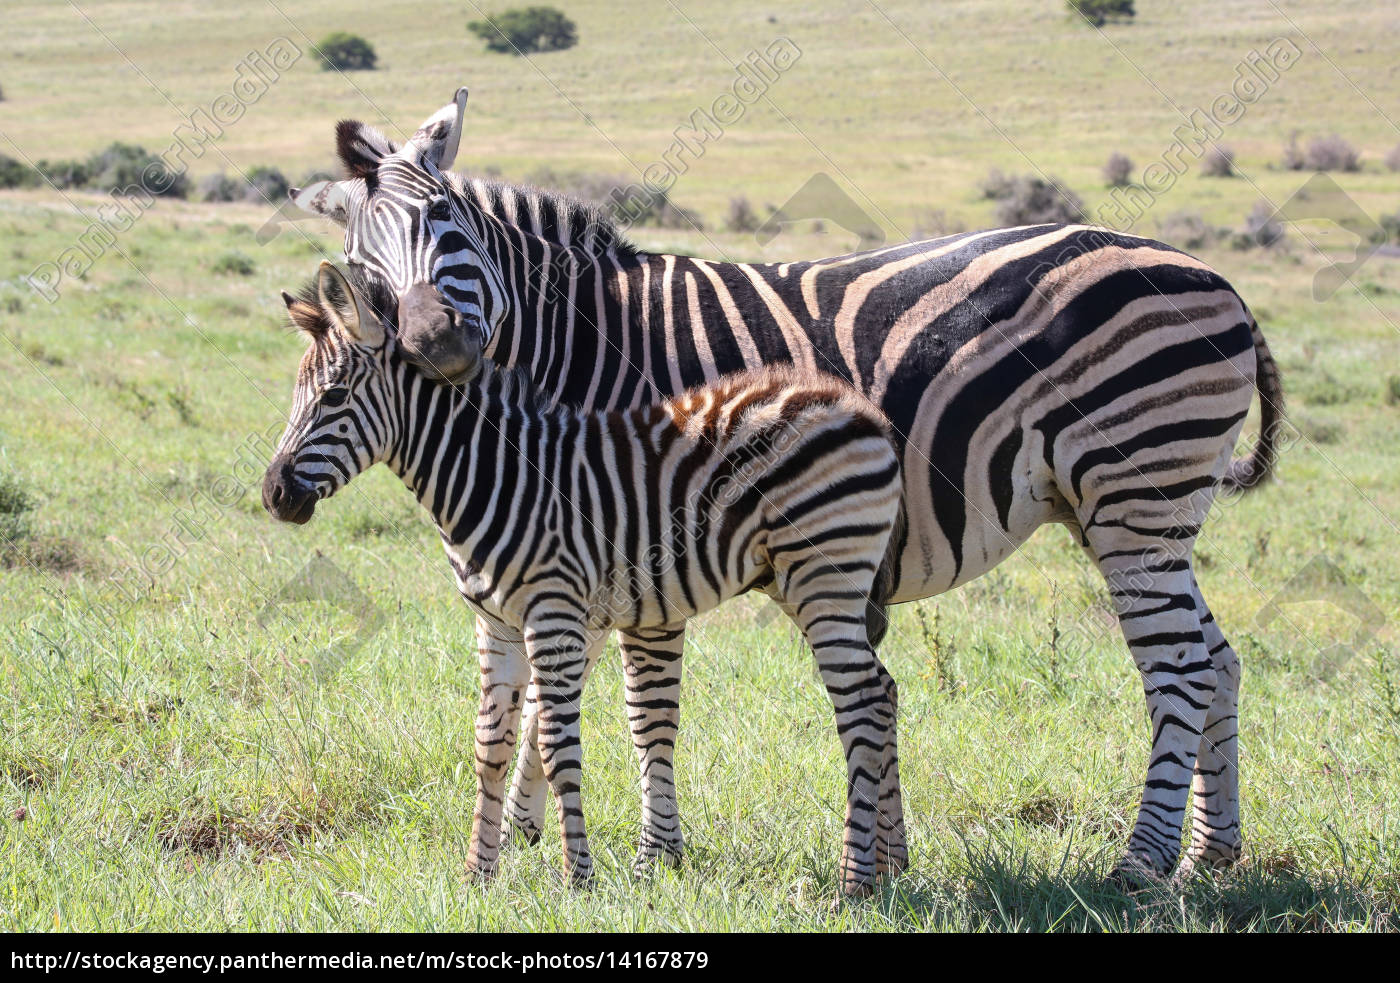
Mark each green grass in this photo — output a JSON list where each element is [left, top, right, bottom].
[[2, 0, 1399, 932]]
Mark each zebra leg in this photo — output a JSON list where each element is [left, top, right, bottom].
[[465, 615, 530, 881], [503, 677, 547, 846], [1096, 553, 1217, 883], [526, 626, 604, 887], [871, 659, 907, 878], [619, 624, 686, 873], [778, 589, 899, 897], [1181, 577, 1243, 874]]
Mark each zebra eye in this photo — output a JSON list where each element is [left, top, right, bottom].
[[320, 386, 350, 407], [428, 198, 452, 221]]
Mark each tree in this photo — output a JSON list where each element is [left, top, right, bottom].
[[313, 32, 377, 71], [468, 7, 579, 55]]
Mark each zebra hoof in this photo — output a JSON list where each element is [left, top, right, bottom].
[[566, 863, 596, 890], [631, 840, 684, 876], [1106, 855, 1165, 893], [464, 858, 499, 883]]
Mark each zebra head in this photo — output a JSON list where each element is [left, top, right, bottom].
[[262, 262, 410, 525], [289, 88, 503, 382]]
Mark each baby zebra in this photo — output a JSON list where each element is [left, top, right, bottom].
[[262, 262, 907, 896]]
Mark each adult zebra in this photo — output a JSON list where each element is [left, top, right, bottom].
[[291, 89, 1284, 883]]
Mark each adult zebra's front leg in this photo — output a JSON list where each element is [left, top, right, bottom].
[[620, 624, 686, 873]]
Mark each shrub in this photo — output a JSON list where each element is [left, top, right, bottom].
[[1067, 0, 1134, 27], [0, 472, 36, 545], [243, 165, 290, 203], [0, 154, 36, 189], [211, 251, 256, 276], [985, 173, 1085, 225], [1235, 200, 1286, 250], [1201, 144, 1235, 177], [1386, 144, 1400, 173], [1281, 133, 1304, 170], [313, 32, 377, 71], [85, 142, 188, 198], [910, 208, 966, 240], [979, 168, 1015, 200], [197, 172, 242, 203], [1285, 133, 1361, 172], [724, 196, 761, 233], [1158, 210, 1218, 251], [1102, 152, 1134, 187], [1373, 212, 1400, 246], [469, 7, 579, 55], [1304, 134, 1361, 172], [34, 158, 90, 190]]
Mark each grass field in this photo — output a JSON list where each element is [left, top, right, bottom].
[[2, 0, 1399, 932]]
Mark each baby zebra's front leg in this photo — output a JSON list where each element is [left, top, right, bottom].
[[524, 613, 608, 887], [465, 615, 530, 881], [773, 577, 901, 898]]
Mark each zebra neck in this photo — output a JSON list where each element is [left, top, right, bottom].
[[385, 361, 564, 549]]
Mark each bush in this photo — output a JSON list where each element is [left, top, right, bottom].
[[243, 165, 290, 203], [1285, 133, 1361, 172], [85, 142, 188, 198], [1373, 212, 1400, 246], [910, 208, 966, 240], [1386, 144, 1400, 173], [0, 154, 36, 189], [211, 251, 256, 276], [1158, 210, 1219, 251], [984, 173, 1085, 225], [1067, 0, 1134, 27], [0, 472, 36, 545], [197, 172, 242, 203], [34, 158, 90, 190], [1201, 144, 1235, 177], [1234, 200, 1286, 250], [724, 196, 761, 233], [313, 32, 377, 71], [469, 7, 579, 55], [1304, 134, 1361, 172], [1102, 152, 1134, 187], [979, 168, 1015, 200]]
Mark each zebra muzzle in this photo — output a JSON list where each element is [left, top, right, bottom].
[[262, 456, 318, 525], [397, 283, 481, 382]]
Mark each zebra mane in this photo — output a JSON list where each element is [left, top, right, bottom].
[[446, 171, 639, 261]]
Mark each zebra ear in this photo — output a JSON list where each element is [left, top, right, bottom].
[[282, 290, 327, 338], [401, 87, 468, 171], [316, 262, 385, 347], [335, 119, 397, 179], [290, 181, 352, 226]]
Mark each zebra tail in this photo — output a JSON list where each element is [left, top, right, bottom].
[[1221, 313, 1286, 494], [865, 479, 908, 650]]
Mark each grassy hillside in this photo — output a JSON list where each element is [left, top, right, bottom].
[[1, 0, 1398, 931]]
